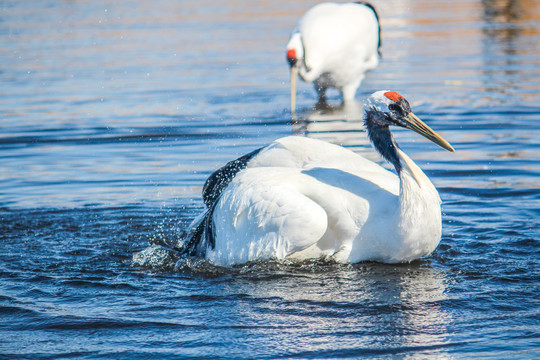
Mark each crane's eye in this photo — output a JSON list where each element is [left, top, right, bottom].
[[388, 103, 403, 115]]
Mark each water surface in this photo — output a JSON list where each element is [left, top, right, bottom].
[[1, 0, 539, 358]]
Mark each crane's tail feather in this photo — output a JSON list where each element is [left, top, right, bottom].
[[176, 206, 216, 257]]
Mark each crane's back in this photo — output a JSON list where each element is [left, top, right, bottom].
[[300, 2, 380, 76]]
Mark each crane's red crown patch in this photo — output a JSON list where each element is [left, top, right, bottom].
[[287, 49, 296, 60], [384, 91, 404, 102]]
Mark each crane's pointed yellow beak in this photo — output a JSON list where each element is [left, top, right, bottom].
[[405, 112, 455, 152], [290, 66, 298, 116]]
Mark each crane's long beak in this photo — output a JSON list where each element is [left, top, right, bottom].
[[290, 66, 298, 115], [405, 112, 455, 152]]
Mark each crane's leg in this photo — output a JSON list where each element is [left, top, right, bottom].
[[314, 83, 328, 108]]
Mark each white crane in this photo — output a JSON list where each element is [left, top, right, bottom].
[[286, 2, 381, 111], [180, 91, 454, 266]]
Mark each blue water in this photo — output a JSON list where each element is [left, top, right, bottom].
[[1, 0, 539, 358]]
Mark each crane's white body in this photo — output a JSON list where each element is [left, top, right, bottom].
[[206, 136, 442, 266], [287, 2, 380, 102]]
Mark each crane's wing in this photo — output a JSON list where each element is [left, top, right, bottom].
[[250, 136, 397, 192], [207, 167, 329, 265], [181, 136, 399, 265]]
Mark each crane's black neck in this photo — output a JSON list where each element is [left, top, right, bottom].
[[364, 109, 402, 174]]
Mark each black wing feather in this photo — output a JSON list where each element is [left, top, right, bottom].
[[202, 148, 262, 207], [179, 147, 263, 256]]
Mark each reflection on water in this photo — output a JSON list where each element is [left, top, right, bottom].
[[213, 262, 453, 357], [481, 0, 521, 98], [292, 100, 382, 162], [397, 268, 452, 354]]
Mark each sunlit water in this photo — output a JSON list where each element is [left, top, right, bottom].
[[1, 0, 539, 359]]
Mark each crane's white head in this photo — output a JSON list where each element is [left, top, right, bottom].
[[365, 90, 455, 152], [286, 32, 304, 68], [365, 90, 402, 113]]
